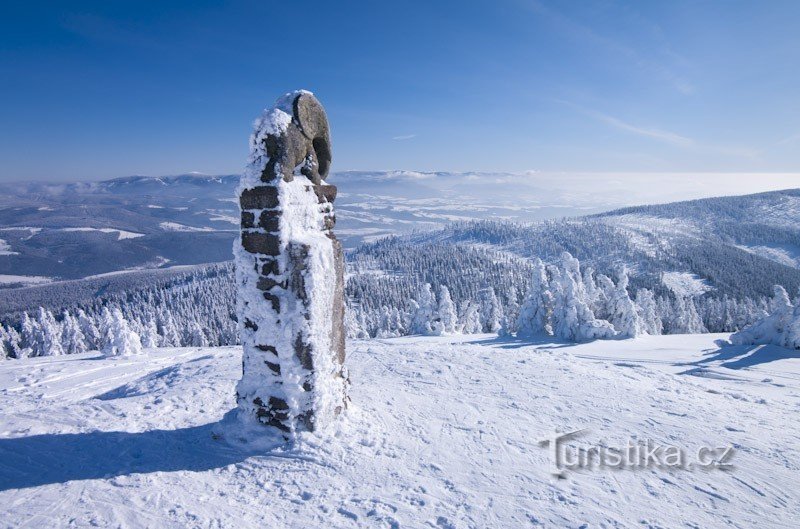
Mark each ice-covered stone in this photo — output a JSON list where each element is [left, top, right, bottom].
[[235, 91, 347, 435]]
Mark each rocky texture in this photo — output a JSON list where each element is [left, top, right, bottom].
[[258, 92, 332, 185], [235, 91, 347, 434]]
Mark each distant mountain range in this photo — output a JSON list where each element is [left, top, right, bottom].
[[0, 171, 622, 284], [1, 172, 798, 295]]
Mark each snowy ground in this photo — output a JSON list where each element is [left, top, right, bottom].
[[1, 334, 799, 528]]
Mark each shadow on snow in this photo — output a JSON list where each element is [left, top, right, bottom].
[[0, 410, 291, 491]]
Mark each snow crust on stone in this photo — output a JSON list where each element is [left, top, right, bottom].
[[235, 88, 343, 434], [239, 90, 313, 191], [235, 178, 343, 434]]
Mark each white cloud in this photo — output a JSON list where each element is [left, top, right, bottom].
[[392, 134, 416, 141]]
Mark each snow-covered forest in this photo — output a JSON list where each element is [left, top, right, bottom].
[[3, 188, 800, 358], [1, 248, 795, 359]]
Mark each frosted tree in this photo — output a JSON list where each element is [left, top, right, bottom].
[[345, 305, 369, 339], [102, 308, 143, 357], [77, 309, 102, 350], [498, 285, 520, 337], [786, 305, 800, 349], [478, 286, 503, 333], [591, 273, 615, 322], [672, 296, 706, 334], [187, 320, 209, 347], [0, 325, 8, 359], [437, 285, 458, 334], [157, 309, 182, 347], [605, 268, 644, 338], [35, 308, 64, 357], [551, 252, 615, 342], [461, 301, 483, 334], [517, 258, 553, 337], [4, 326, 21, 359], [410, 283, 439, 335], [635, 288, 663, 335], [61, 310, 87, 355], [18, 312, 40, 358], [138, 316, 160, 349], [731, 285, 796, 348]]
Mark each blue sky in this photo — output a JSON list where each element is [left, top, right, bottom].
[[1, 0, 799, 182]]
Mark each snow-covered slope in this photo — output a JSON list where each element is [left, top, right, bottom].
[[1, 335, 798, 527]]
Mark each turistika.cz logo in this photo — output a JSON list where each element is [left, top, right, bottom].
[[538, 429, 735, 478]]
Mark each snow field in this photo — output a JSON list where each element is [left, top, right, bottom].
[[0, 334, 798, 527]]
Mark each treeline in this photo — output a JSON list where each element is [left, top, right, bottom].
[[347, 251, 775, 340], [3, 214, 799, 357], [1, 266, 237, 359]]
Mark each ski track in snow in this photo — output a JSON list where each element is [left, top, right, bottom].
[[1, 334, 799, 528]]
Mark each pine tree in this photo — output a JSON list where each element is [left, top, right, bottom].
[[139, 316, 161, 349], [461, 301, 482, 334], [0, 324, 8, 360], [437, 286, 458, 334], [35, 308, 64, 356], [187, 320, 209, 347], [606, 268, 644, 338], [410, 283, 439, 335], [517, 258, 553, 337], [635, 288, 663, 335], [102, 309, 143, 357], [551, 252, 615, 342], [77, 309, 102, 350], [61, 310, 87, 355], [18, 312, 40, 358], [478, 286, 503, 333]]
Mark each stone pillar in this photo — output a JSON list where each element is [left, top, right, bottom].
[[235, 91, 347, 434]]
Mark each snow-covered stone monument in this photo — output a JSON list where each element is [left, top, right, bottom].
[[234, 90, 347, 434]]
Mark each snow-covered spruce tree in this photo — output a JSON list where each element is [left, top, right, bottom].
[[498, 285, 520, 337], [0, 325, 8, 359], [551, 252, 616, 342], [478, 286, 503, 333], [671, 295, 707, 334], [731, 285, 797, 348], [437, 285, 458, 335], [635, 288, 663, 335], [605, 268, 644, 338], [139, 316, 160, 349], [187, 320, 209, 347], [157, 309, 182, 347], [593, 273, 615, 322], [77, 309, 101, 351], [3, 325, 21, 359], [102, 308, 143, 357], [61, 310, 87, 355], [35, 308, 64, 357], [345, 305, 369, 339], [460, 301, 483, 334], [516, 258, 553, 337], [787, 305, 800, 349], [17, 312, 38, 358], [410, 283, 440, 335]]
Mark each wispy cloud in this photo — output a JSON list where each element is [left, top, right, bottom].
[[557, 99, 692, 146], [525, 1, 694, 95], [392, 134, 416, 141], [776, 133, 800, 147], [592, 112, 693, 146], [558, 99, 759, 158]]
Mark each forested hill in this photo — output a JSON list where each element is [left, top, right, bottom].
[[384, 188, 800, 301], [2, 188, 800, 352]]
